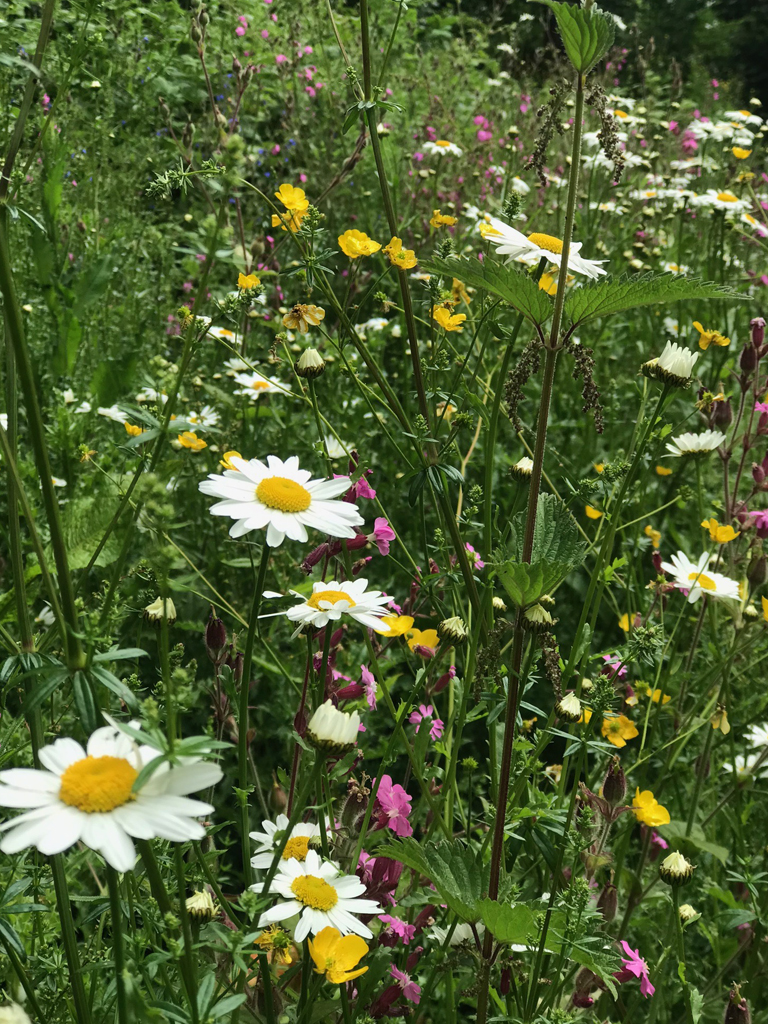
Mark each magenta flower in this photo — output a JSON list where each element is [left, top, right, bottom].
[[601, 653, 628, 679], [371, 517, 395, 556], [378, 914, 416, 945], [361, 664, 376, 710], [749, 509, 768, 538], [275, 54, 288, 64], [374, 775, 413, 837], [614, 941, 655, 998], [409, 704, 445, 742], [390, 965, 421, 1004], [756, 402, 768, 414], [465, 543, 485, 570]]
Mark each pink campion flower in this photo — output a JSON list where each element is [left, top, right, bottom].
[[466, 543, 485, 570], [371, 517, 395, 556], [275, 54, 288, 64], [409, 705, 444, 740], [379, 914, 416, 945], [477, 129, 493, 142], [261, 28, 269, 38], [429, 716, 444, 741], [614, 941, 655, 998], [236, 25, 246, 35], [374, 775, 413, 837], [390, 965, 421, 1004], [755, 402, 768, 414], [601, 653, 628, 679], [361, 664, 376, 710], [749, 509, 768, 538], [668, 120, 679, 134]]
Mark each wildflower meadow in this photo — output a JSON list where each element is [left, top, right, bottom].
[[2, 0, 768, 1021]]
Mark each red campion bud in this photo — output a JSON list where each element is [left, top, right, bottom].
[[751, 317, 766, 349], [205, 608, 227, 664]]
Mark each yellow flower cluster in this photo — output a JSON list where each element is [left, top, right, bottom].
[[272, 183, 308, 233], [430, 208, 457, 228]]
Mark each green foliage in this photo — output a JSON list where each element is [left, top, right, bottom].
[[478, 899, 537, 943], [424, 255, 553, 327], [533, 0, 615, 74], [378, 838, 489, 920]]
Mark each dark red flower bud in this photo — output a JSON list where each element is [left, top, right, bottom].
[[205, 608, 227, 664], [753, 463, 766, 486], [724, 986, 751, 1024], [741, 344, 758, 376], [602, 756, 627, 807], [751, 317, 766, 348], [711, 396, 733, 428], [597, 882, 618, 922]]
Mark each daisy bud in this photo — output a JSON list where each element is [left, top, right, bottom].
[[185, 889, 216, 923], [523, 603, 557, 632], [556, 692, 582, 722], [0, 1004, 32, 1024], [294, 347, 326, 379], [492, 596, 507, 612], [641, 341, 698, 389], [205, 609, 227, 664], [510, 456, 534, 480], [602, 756, 627, 807], [437, 616, 468, 645], [659, 850, 696, 885], [306, 699, 360, 755], [539, 593, 556, 606], [144, 596, 177, 627], [678, 903, 699, 923], [724, 986, 751, 1024]]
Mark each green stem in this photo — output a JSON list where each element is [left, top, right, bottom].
[[0, 931, 49, 1022], [672, 889, 694, 1024], [50, 854, 92, 1024], [173, 845, 199, 1024], [107, 866, 129, 1024]]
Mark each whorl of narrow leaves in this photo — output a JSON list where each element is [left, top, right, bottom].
[[533, 0, 615, 75], [424, 256, 553, 328]]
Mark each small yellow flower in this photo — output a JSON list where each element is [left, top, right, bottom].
[[177, 431, 207, 452], [655, 465, 673, 477], [406, 627, 440, 654], [282, 303, 326, 334], [701, 517, 740, 544], [238, 272, 261, 290], [579, 708, 593, 724], [275, 183, 309, 212], [642, 685, 671, 704], [383, 236, 418, 270], [632, 788, 671, 826], [124, 422, 144, 437], [594, 463, 605, 474], [255, 925, 295, 966], [618, 612, 638, 632], [710, 705, 730, 734], [644, 524, 661, 549], [762, 596, 768, 622], [585, 505, 603, 520], [601, 713, 639, 748], [380, 614, 415, 637], [732, 147, 752, 160], [693, 321, 730, 350], [430, 208, 458, 228], [308, 926, 369, 984], [271, 210, 306, 233], [338, 229, 381, 258], [432, 306, 466, 332], [79, 447, 97, 463], [220, 450, 243, 470], [544, 763, 562, 784], [451, 278, 471, 305]]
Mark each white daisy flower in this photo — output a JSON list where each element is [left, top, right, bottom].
[[97, 404, 127, 423], [723, 753, 768, 777], [250, 813, 328, 870], [482, 217, 607, 279], [51, 476, 67, 488], [661, 551, 741, 603], [724, 109, 763, 127], [136, 387, 168, 405], [430, 922, 485, 946], [207, 326, 241, 344], [662, 262, 690, 275], [75, 401, 92, 414], [199, 454, 364, 548], [224, 357, 250, 376], [511, 176, 530, 195], [746, 723, 768, 748], [354, 317, 389, 339], [62, 388, 76, 404], [187, 405, 220, 430], [251, 848, 381, 941], [233, 371, 287, 400], [0, 722, 222, 872], [324, 436, 352, 460], [285, 578, 390, 635], [742, 213, 768, 238], [642, 341, 699, 387], [423, 139, 463, 157], [665, 429, 725, 458], [692, 189, 750, 214]]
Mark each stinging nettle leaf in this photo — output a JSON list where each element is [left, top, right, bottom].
[[533, 0, 615, 75], [377, 838, 488, 921], [423, 255, 552, 328]]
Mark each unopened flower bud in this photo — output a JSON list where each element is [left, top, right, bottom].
[[492, 596, 507, 612], [556, 692, 582, 722], [724, 985, 751, 1024], [711, 396, 733, 428], [0, 1004, 32, 1024], [751, 317, 766, 348], [602, 756, 627, 807], [596, 882, 618, 922], [294, 347, 326, 379], [205, 609, 227, 663], [752, 463, 766, 486], [659, 850, 695, 885], [740, 343, 758, 376], [190, 20, 203, 43], [511, 455, 534, 480], [144, 596, 177, 627], [678, 903, 699, 923], [437, 616, 468, 644], [270, 773, 288, 813], [748, 552, 768, 588], [307, 700, 360, 755], [523, 603, 557, 632], [185, 889, 215, 923]]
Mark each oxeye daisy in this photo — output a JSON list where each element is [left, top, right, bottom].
[[664, 429, 725, 458], [423, 139, 463, 157], [233, 371, 287, 400], [641, 341, 698, 388], [661, 551, 740, 603], [0, 721, 222, 872], [285, 578, 390, 635], [251, 848, 382, 941], [482, 217, 607, 279], [250, 813, 327, 870], [199, 454, 364, 548]]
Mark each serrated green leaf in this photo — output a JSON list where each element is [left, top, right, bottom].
[[508, 493, 585, 567], [495, 561, 547, 607], [534, 0, 615, 74], [478, 900, 537, 944], [423, 255, 552, 327], [377, 839, 488, 920], [564, 274, 743, 327]]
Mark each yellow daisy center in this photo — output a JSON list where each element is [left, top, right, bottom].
[[59, 755, 138, 813], [250, 381, 270, 391], [435, 140, 451, 147], [256, 476, 312, 512], [307, 589, 355, 610], [614, 109, 628, 118], [527, 232, 564, 254], [716, 192, 737, 203], [291, 875, 339, 911], [688, 571, 716, 591], [282, 836, 311, 861]]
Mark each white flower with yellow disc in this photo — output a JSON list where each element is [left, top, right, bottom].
[[482, 217, 607, 279], [250, 813, 328, 870], [285, 578, 390, 634], [0, 721, 222, 872], [199, 454, 364, 548], [661, 551, 740, 604], [233, 371, 287, 400], [251, 848, 381, 941]]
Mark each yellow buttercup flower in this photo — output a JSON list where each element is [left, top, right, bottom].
[[406, 627, 440, 653], [451, 278, 471, 305], [601, 713, 639, 748], [594, 463, 605, 474], [383, 237, 418, 270], [238, 272, 261, 290], [430, 208, 457, 228], [177, 431, 207, 452], [272, 210, 306, 233], [432, 306, 466, 332], [275, 183, 309, 212], [618, 612, 638, 632], [701, 518, 739, 544], [255, 925, 295, 966], [693, 321, 730, 350], [632, 788, 670, 826], [732, 147, 752, 160], [282, 303, 325, 334], [585, 505, 603, 520], [308, 927, 369, 984], [338, 229, 381, 258], [220, 450, 243, 470], [641, 685, 671, 704], [644, 524, 661, 549], [655, 465, 673, 477], [380, 614, 415, 637], [124, 422, 144, 437]]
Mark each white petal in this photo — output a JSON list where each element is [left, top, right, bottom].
[[39, 739, 86, 775]]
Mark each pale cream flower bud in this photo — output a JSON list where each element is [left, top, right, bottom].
[[659, 850, 696, 885], [555, 692, 582, 722], [0, 1004, 32, 1024], [144, 596, 177, 627], [186, 889, 216, 923], [438, 616, 468, 645], [294, 347, 326, 379], [307, 700, 360, 755]]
